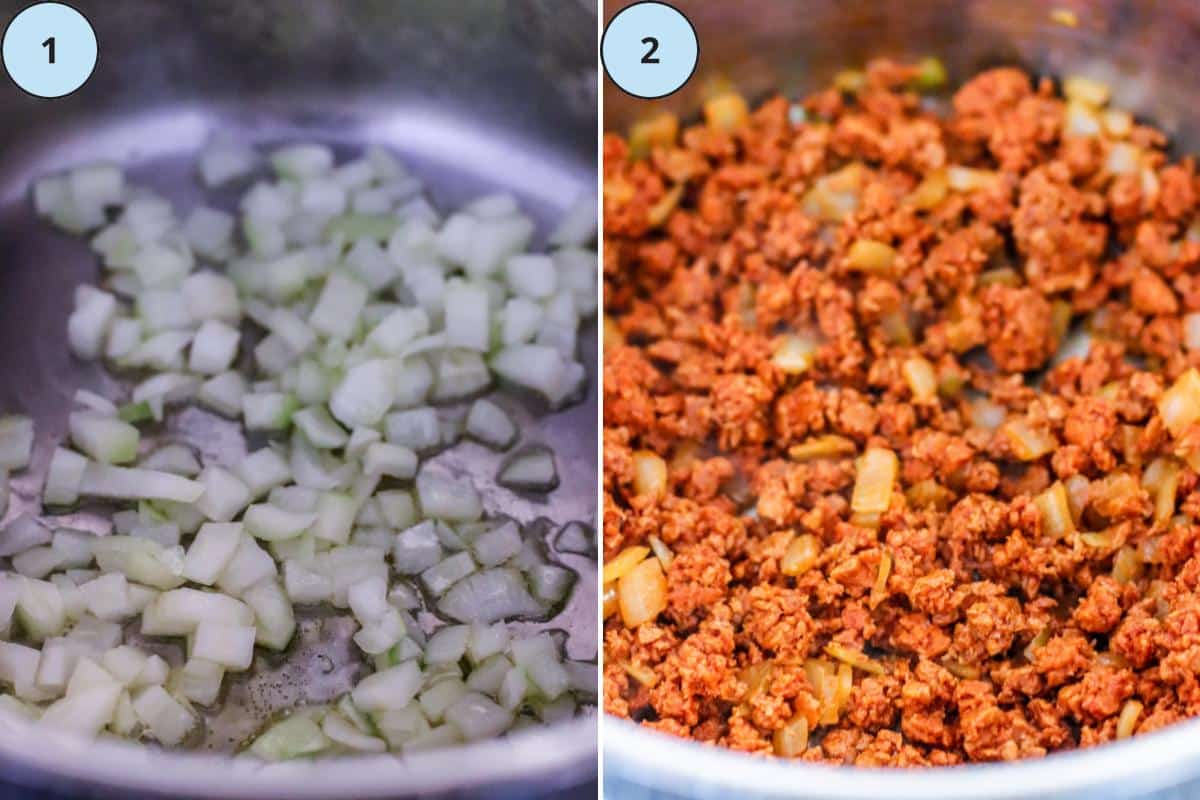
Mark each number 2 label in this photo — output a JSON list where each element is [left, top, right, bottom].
[[601, 2, 698, 99], [641, 36, 660, 64]]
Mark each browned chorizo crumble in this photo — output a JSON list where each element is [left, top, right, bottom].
[[602, 59, 1200, 766]]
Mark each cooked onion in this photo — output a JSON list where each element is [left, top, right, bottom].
[[617, 557, 667, 628], [823, 642, 886, 676], [1035, 481, 1076, 539], [1159, 368, 1200, 437], [632, 450, 668, 498], [781, 534, 821, 577], [845, 240, 897, 275], [851, 448, 898, 515]]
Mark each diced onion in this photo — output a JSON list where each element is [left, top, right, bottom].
[[1035, 481, 1076, 538], [772, 335, 817, 375], [832, 69, 866, 93], [13, 139, 596, 754], [1159, 368, 1200, 437], [250, 714, 329, 761], [851, 448, 898, 515], [437, 568, 543, 624], [845, 240, 897, 274], [869, 551, 892, 609], [628, 112, 679, 159], [947, 166, 998, 192], [0, 415, 34, 471], [647, 535, 673, 569], [604, 547, 651, 585], [632, 450, 667, 498], [902, 357, 937, 403], [773, 714, 810, 757], [618, 557, 667, 628], [908, 169, 949, 211], [781, 534, 821, 577], [823, 642, 886, 676], [465, 399, 516, 450], [1117, 699, 1143, 739], [1001, 419, 1055, 460], [1112, 546, 1143, 584], [788, 435, 855, 462], [703, 92, 749, 131], [602, 584, 618, 619], [1103, 109, 1133, 138], [1106, 142, 1141, 175], [1063, 75, 1111, 107], [497, 447, 558, 492]]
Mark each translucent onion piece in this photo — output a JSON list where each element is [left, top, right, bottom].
[[1117, 699, 1143, 739], [772, 335, 817, 375], [1159, 368, 1200, 437], [823, 642, 886, 676], [617, 557, 667, 628], [631, 450, 667, 498], [851, 448, 898, 515], [902, 357, 937, 403], [845, 240, 897, 275], [781, 534, 821, 577], [1035, 481, 1076, 539]]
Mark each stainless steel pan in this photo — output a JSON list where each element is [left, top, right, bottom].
[[0, 0, 598, 796], [603, 0, 1200, 797]]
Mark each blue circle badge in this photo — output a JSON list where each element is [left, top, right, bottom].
[[3, 2, 97, 98], [602, 2, 698, 99]]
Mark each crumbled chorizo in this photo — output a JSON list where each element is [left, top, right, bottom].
[[604, 60, 1200, 765]]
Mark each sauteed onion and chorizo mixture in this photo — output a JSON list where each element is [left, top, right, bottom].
[[602, 59, 1200, 765]]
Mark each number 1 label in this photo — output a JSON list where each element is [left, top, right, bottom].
[[2, 3, 96, 98]]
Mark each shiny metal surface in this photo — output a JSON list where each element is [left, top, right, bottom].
[[603, 0, 1200, 798], [0, 0, 597, 796]]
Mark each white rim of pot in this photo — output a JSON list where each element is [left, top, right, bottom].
[[0, 713, 595, 798], [605, 715, 1200, 800]]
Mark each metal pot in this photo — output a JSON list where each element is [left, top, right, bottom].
[[0, 0, 597, 796], [603, 0, 1200, 797]]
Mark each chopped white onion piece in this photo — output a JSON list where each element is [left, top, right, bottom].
[[547, 193, 597, 247], [362, 442, 417, 479], [445, 691, 513, 741], [80, 463, 204, 503], [182, 523, 243, 585], [329, 358, 398, 428], [236, 448, 292, 499], [132, 684, 195, 745], [497, 447, 558, 492], [199, 138, 258, 188], [16, 141, 594, 752], [352, 660, 422, 712], [0, 415, 34, 471], [251, 713, 329, 761], [416, 472, 482, 522], [0, 514, 52, 557], [192, 621, 256, 670], [438, 568, 542, 624], [68, 287, 118, 360], [141, 588, 253, 636], [69, 411, 139, 465], [322, 710, 387, 752], [215, 535, 277, 596], [173, 658, 224, 706]]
